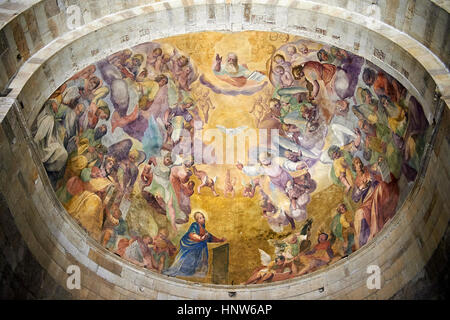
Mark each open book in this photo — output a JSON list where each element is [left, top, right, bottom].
[[247, 71, 265, 82], [377, 159, 391, 183], [119, 198, 131, 220]]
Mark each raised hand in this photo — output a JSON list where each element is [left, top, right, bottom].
[[214, 54, 222, 72]]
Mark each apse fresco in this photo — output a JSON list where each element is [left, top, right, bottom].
[[32, 31, 431, 285]]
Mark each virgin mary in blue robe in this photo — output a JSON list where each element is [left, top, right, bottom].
[[164, 215, 224, 278]]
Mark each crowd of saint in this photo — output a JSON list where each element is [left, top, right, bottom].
[[32, 36, 430, 283]]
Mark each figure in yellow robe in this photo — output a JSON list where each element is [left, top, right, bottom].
[[65, 177, 112, 241]]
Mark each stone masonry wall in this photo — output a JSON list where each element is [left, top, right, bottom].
[[0, 0, 448, 95], [0, 1, 448, 299]]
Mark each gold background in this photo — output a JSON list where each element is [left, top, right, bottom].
[[126, 31, 347, 284]]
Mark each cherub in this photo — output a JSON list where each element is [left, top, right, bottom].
[[107, 49, 132, 69], [158, 54, 171, 74], [122, 54, 144, 79], [140, 158, 155, 190], [169, 49, 192, 91], [262, 86, 273, 105], [273, 54, 291, 69], [249, 95, 269, 127], [224, 169, 236, 198], [146, 47, 163, 72], [273, 65, 294, 88], [242, 178, 260, 198], [194, 88, 215, 123], [192, 166, 219, 196], [286, 45, 301, 63], [193, 88, 216, 123]]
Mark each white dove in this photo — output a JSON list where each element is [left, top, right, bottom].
[[216, 125, 248, 136]]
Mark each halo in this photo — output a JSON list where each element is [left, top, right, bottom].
[[191, 209, 209, 221]]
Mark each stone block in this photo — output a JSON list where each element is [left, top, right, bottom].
[[88, 249, 123, 276]]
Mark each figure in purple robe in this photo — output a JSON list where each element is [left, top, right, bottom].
[[334, 49, 365, 99]]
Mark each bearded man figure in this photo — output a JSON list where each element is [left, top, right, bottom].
[[213, 52, 264, 87]]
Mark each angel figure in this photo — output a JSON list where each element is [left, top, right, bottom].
[[243, 249, 296, 285], [195, 88, 215, 124], [224, 169, 236, 198], [249, 95, 269, 127], [242, 178, 260, 198], [192, 166, 219, 196]]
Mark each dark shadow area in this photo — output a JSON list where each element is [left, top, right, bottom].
[[0, 192, 72, 300]]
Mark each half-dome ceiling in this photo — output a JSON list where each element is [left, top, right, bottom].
[[31, 31, 431, 285]]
